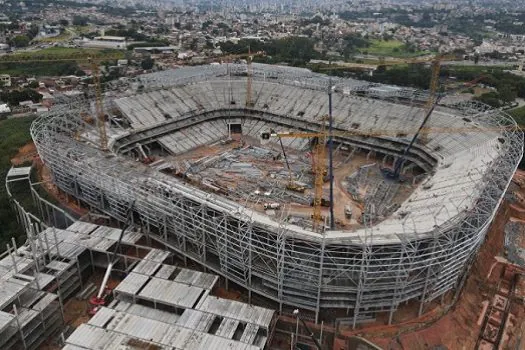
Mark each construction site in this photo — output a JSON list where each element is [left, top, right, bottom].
[[147, 131, 414, 230], [0, 203, 277, 350], [3, 61, 524, 349]]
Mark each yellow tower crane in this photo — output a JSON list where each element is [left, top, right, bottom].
[[262, 123, 518, 231], [322, 54, 457, 116], [245, 46, 255, 108], [221, 50, 265, 108], [0, 51, 125, 150]]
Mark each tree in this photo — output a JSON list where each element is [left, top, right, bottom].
[[498, 84, 517, 103], [190, 38, 199, 51], [28, 81, 39, 89], [59, 19, 69, 26], [475, 92, 501, 108], [10, 35, 30, 47], [141, 57, 154, 70], [72, 16, 89, 26], [0, 89, 43, 106], [303, 28, 314, 37], [27, 24, 39, 40], [201, 20, 213, 30], [474, 54, 480, 64], [517, 81, 525, 99]]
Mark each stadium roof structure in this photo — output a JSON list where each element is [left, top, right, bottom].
[[100, 64, 520, 244], [31, 63, 523, 325]]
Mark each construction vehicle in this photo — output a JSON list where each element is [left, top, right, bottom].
[[344, 205, 353, 219], [135, 143, 155, 165], [263, 202, 281, 210], [262, 121, 520, 231], [0, 51, 125, 151], [286, 182, 306, 193]]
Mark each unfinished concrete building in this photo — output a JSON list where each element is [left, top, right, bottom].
[[31, 63, 523, 325]]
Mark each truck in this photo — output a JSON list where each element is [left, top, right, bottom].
[[344, 205, 353, 219], [263, 202, 281, 210]]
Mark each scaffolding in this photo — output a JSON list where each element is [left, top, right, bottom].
[[31, 64, 523, 326], [0, 209, 277, 350]]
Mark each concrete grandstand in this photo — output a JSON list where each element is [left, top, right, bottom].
[[31, 63, 523, 326]]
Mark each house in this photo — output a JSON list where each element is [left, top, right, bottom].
[[0, 103, 10, 115], [0, 74, 11, 87], [0, 43, 10, 53]]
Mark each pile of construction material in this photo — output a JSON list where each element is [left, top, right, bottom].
[[504, 221, 525, 266]]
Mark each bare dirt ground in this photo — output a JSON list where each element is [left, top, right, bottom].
[[330, 157, 365, 227], [10, 142, 88, 217], [334, 172, 525, 350], [281, 171, 525, 350], [35, 158, 89, 217], [10, 141, 38, 166]]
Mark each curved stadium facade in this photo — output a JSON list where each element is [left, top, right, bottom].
[[31, 64, 523, 325]]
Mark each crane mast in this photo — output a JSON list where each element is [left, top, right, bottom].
[[90, 61, 108, 150], [263, 118, 514, 231], [312, 116, 328, 231], [245, 47, 254, 108]]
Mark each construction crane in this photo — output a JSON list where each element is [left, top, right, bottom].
[[0, 51, 125, 150], [266, 117, 328, 231], [274, 131, 306, 193], [246, 46, 255, 108], [292, 309, 322, 350], [262, 123, 519, 231], [323, 54, 462, 178], [220, 49, 265, 108]]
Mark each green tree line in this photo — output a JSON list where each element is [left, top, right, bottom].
[[0, 117, 36, 249], [220, 37, 319, 66], [0, 89, 43, 106]]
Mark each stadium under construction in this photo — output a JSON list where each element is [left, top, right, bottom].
[[29, 63, 523, 326]]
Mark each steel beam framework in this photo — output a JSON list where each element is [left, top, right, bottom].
[[31, 67, 523, 325]]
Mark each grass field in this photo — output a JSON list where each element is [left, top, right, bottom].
[[0, 47, 124, 76], [509, 105, 525, 126], [362, 39, 430, 58], [11, 46, 124, 58], [0, 116, 36, 249]]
